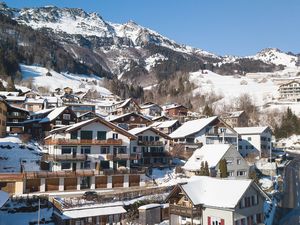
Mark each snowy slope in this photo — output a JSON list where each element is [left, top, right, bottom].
[[190, 70, 278, 106], [20, 64, 112, 96], [250, 48, 299, 68]]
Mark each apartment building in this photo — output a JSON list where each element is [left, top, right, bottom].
[[278, 80, 300, 101]]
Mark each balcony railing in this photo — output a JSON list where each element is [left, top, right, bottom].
[[42, 154, 87, 162], [44, 138, 122, 146], [169, 204, 201, 217], [106, 153, 142, 161], [100, 167, 147, 175], [138, 140, 164, 146], [24, 169, 96, 179]]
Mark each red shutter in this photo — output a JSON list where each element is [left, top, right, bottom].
[[208, 216, 211, 225], [221, 219, 225, 225]]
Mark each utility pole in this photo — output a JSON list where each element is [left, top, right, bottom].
[[37, 198, 40, 225]]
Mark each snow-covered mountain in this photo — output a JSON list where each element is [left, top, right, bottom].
[[0, 2, 299, 87], [250, 48, 299, 68]]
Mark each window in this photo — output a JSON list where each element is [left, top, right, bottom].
[[80, 161, 91, 169], [112, 133, 119, 140], [81, 130, 93, 140], [63, 114, 71, 120], [226, 158, 233, 165], [61, 162, 71, 170], [70, 131, 78, 140], [227, 171, 234, 177], [237, 159, 241, 165], [239, 145, 242, 150], [237, 170, 247, 176], [97, 131, 107, 140], [150, 136, 154, 141], [100, 146, 109, 154], [155, 136, 159, 141], [62, 147, 72, 154], [81, 146, 91, 154], [247, 137, 252, 141], [133, 146, 137, 153], [56, 120, 62, 125], [12, 119, 18, 123], [138, 136, 143, 141]]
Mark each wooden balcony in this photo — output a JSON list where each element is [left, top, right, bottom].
[[44, 138, 122, 146], [138, 140, 164, 146], [169, 204, 201, 217], [24, 169, 96, 179], [100, 167, 147, 175], [42, 154, 87, 162], [106, 153, 142, 161]]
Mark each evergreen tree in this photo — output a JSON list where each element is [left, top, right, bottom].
[[219, 159, 228, 178], [198, 161, 205, 176], [203, 104, 213, 116], [204, 161, 210, 176]]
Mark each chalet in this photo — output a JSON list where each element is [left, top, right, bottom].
[[43, 117, 138, 173], [234, 126, 272, 158], [24, 97, 48, 112], [24, 106, 77, 138], [77, 111, 100, 122], [109, 112, 152, 130], [169, 116, 238, 151], [113, 98, 140, 115], [151, 119, 180, 135], [152, 115, 171, 122], [63, 87, 73, 95], [6, 104, 29, 134], [128, 127, 171, 167], [0, 98, 7, 137], [4, 95, 26, 108], [20, 90, 41, 99], [183, 144, 249, 178], [53, 198, 126, 225], [64, 102, 96, 116], [167, 176, 269, 225], [221, 110, 248, 127], [164, 104, 188, 117], [60, 94, 80, 104], [45, 96, 59, 108], [140, 102, 162, 116]]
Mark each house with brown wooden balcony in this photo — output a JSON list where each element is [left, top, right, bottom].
[[128, 126, 171, 167], [166, 176, 270, 225], [108, 112, 152, 130]]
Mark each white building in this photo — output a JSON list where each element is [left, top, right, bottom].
[[234, 126, 272, 158], [183, 144, 249, 178], [278, 80, 300, 101]]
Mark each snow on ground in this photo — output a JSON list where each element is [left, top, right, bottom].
[[190, 70, 278, 107], [0, 135, 42, 173], [277, 135, 300, 148], [151, 168, 188, 186], [20, 64, 112, 96]]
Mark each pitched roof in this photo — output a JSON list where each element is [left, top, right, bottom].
[[183, 144, 231, 171], [223, 110, 245, 118], [169, 116, 218, 138], [180, 176, 253, 208], [109, 112, 151, 122], [151, 119, 178, 128], [128, 126, 170, 139], [234, 126, 270, 135], [51, 117, 137, 139], [117, 98, 140, 109], [39, 106, 68, 123]]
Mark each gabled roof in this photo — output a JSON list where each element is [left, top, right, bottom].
[[182, 144, 231, 171], [169, 116, 218, 139], [165, 104, 187, 110], [234, 126, 270, 135], [39, 106, 68, 123], [51, 117, 137, 140], [30, 108, 55, 116], [117, 98, 140, 109], [77, 111, 100, 118], [151, 119, 178, 128], [128, 126, 170, 139], [180, 176, 253, 208], [223, 110, 245, 118], [140, 103, 162, 110], [109, 112, 151, 122], [152, 115, 171, 122]]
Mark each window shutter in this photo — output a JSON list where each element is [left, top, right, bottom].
[[208, 216, 211, 225], [221, 219, 225, 225]]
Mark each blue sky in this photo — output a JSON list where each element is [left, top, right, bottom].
[[6, 0, 300, 56]]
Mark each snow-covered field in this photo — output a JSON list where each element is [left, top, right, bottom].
[[20, 64, 112, 96], [0, 135, 42, 173], [190, 70, 278, 106]]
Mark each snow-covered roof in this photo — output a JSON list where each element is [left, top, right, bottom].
[[234, 126, 269, 135], [117, 98, 132, 108], [31, 108, 55, 116], [183, 144, 230, 171], [224, 110, 244, 118], [138, 203, 161, 210], [59, 205, 126, 219], [128, 127, 150, 135], [0, 91, 19, 97], [5, 96, 26, 101], [25, 98, 46, 104], [0, 190, 9, 207], [151, 119, 178, 128], [169, 116, 217, 138], [140, 103, 161, 109], [45, 96, 58, 103], [181, 176, 252, 208], [109, 112, 151, 122], [39, 106, 68, 123]]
